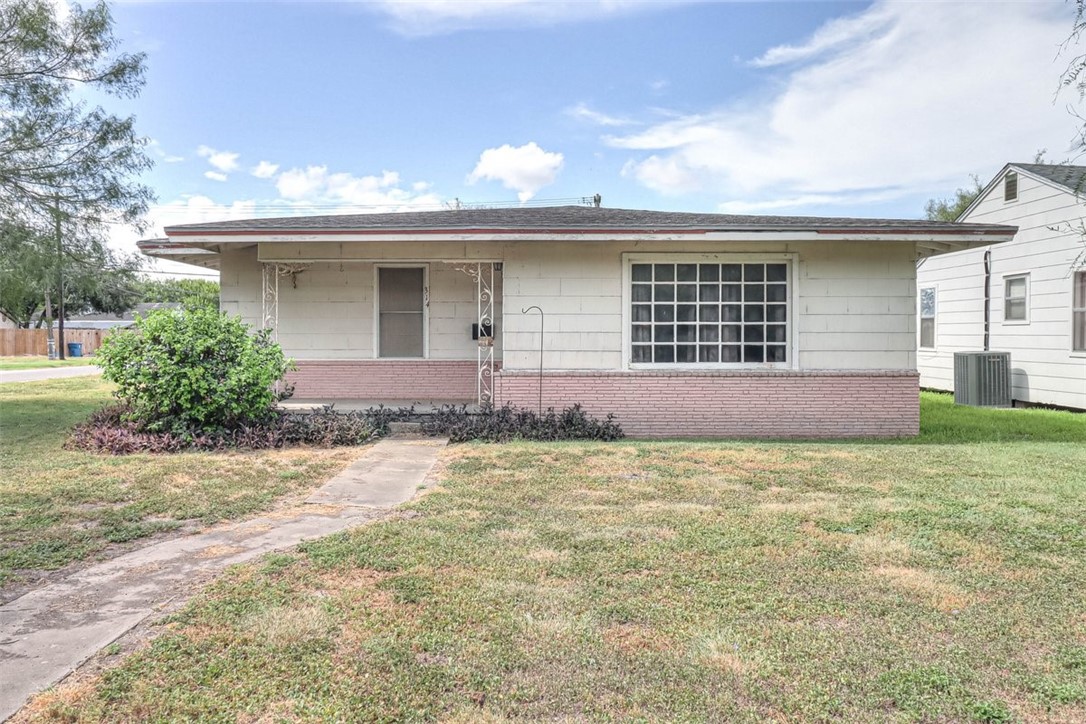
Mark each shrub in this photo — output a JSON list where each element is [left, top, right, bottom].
[[364, 403, 624, 443], [96, 309, 290, 434], [66, 405, 377, 454]]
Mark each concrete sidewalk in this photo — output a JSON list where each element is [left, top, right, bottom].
[[0, 366, 101, 384], [0, 437, 446, 722]]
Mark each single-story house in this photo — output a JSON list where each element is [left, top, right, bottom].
[[917, 163, 1086, 410], [139, 206, 1015, 438]]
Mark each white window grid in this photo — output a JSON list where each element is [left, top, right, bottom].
[[1003, 273, 1029, 323], [630, 261, 788, 365]]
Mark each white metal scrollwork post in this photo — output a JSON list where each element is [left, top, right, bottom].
[[452, 262, 495, 406], [261, 263, 279, 340]]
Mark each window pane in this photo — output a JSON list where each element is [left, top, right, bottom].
[[744, 326, 764, 343], [920, 287, 936, 318], [744, 306, 764, 323], [920, 318, 935, 348], [722, 325, 741, 343], [723, 284, 742, 302], [677, 325, 697, 343], [654, 346, 674, 363], [677, 284, 697, 302], [723, 305, 741, 322], [766, 264, 787, 282], [699, 325, 719, 343], [654, 305, 674, 322], [744, 284, 764, 303], [654, 264, 674, 282], [699, 284, 720, 302], [744, 345, 764, 363], [766, 284, 787, 302], [632, 325, 652, 343], [632, 345, 652, 363], [1075, 272, 1086, 308], [744, 264, 765, 282], [677, 264, 698, 282], [766, 324, 786, 342], [1074, 311, 1086, 352], [767, 305, 787, 322], [676, 345, 697, 363], [1005, 277, 1026, 299], [633, 305, 651, 322], [1006, 299, 1026, 321], [379, 268, 424, 312], [654, 284, 674, 302], [632, 264, 652, 282], [766, 345, 787, 363], [699, 345, 719, 362], [632, 284, 652, 302], [677, 304, 697, 322], [722, 345, 740, 362], [722, 264, 742, 282], [654, 325, 675, 343], [699, 264, 720, 282], [700, 305, 719, 323]]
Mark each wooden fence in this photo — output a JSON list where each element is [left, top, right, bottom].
[[0, 328, 111, 357]]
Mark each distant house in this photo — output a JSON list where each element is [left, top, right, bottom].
[[64, 303, 181, 330], [139, 206, 1015, 438], [916, 163, 1086, 410]]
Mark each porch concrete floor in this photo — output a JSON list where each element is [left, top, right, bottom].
[[280, 398, 481, 413]]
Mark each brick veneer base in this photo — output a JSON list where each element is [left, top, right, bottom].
[[495, 370, 919, 438], [286, 360, 480, 401]]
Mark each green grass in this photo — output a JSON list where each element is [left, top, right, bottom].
[[26, 398, 1085, 722], [916, 390, 1086, 443], [0, 356, 98, 371], [0, 378, 361, 589]]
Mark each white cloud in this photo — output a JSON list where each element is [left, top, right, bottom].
[[196, 145, 240, 173], [251, 160, 279, 179], [147, 139, 184, 164], [274, 165, 443, 209], [204, 171, 228, 182], [608, 2, 1080, 212], [566, 102, 636, 127], [369, 0, 683, 36], [467, 142, 564, 202]]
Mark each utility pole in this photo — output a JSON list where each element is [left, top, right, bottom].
[[53, 196, 65, 360]]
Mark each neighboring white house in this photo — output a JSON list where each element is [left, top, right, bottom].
[[140, 206, 1015, 438], [916, 163, 1086, 410]]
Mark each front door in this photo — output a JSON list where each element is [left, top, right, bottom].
[[378, 266, 425, 358]]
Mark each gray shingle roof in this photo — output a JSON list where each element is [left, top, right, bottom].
[[1012, 163, 1086, 194], [164, 205, 1012, 235]]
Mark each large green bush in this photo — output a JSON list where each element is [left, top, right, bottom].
[[96, 309, 290, 433]]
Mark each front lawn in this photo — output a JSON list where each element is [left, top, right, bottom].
[[26, 400, 1085, 721], [0, 356, 97, 371], [0, 378, 361, 590]]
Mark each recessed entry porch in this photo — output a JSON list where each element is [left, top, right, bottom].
[[253, 253, 503, 407]]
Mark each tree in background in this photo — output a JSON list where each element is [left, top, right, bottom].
[[0, 0, 153, 354], [924, 175, 984, 222], [138, 278, 220, 312]]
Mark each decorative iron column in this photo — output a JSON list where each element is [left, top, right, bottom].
[[261, 262, 279, 340], [452, 262, 496, 406]]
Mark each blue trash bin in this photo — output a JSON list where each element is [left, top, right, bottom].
[[66, 342, 83, 358]]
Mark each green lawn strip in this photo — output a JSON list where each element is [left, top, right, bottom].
[[915, 390, 1086, 443], [0, 378, 361, 588], [36, 432, 1086, 722], [0, 356, 99, 371]]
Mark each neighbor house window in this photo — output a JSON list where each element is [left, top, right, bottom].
[[1003, 273, 1029, 323], [1074, 271, 1086, 352], [377, 266, 426, 357], [1004, 171, 1018, 202], [629, 260, 789, 365], [919, 287, 936, 349]]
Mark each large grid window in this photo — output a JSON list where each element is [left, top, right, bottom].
[[630, 261, 788, 365], [1074, 271, 1086, 352]]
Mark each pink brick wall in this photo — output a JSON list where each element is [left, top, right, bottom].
[[495, 370, 919, 438], [286, 360, 478, 401]]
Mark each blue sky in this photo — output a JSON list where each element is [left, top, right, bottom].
[[101, 0, 1082, 269]]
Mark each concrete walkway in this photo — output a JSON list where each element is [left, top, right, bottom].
[[0, 366, 101, 384], [0, 437, 446, 722]]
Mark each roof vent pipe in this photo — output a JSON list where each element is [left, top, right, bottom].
[[593, 193, 601, 208]]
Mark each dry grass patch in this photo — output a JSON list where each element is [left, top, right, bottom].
[[873, 565, 975, 612]]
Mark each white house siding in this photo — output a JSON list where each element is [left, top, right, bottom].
[[916, 170, 1086, 409], [499, 239, 917, 372]]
